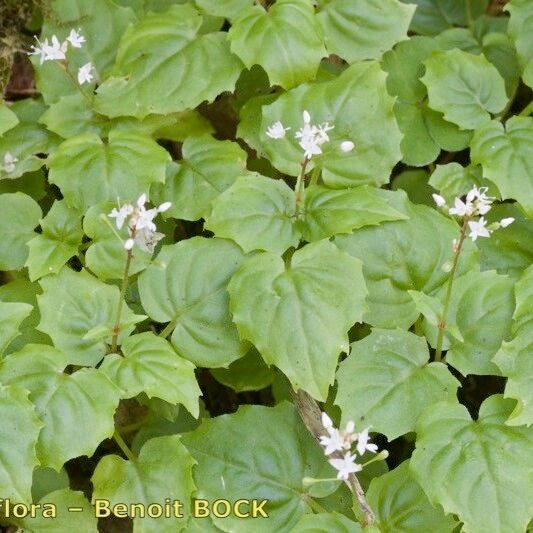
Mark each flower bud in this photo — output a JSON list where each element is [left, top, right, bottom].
[[340, 140, 355, 153], [500, 217, 515, 228]]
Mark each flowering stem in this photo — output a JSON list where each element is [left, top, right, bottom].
[[110, 247, 133, 353], [295, 157, 310, 216], [290, 388, 375, 527], [158, 319, 176, 339], [58, 60, 93, 106], [113, 430, 136, 462], [434, 216, 469, 362]]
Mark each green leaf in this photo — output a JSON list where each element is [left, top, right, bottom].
[[506, 0, 533, 76], [317, 0, 414, 62], [0, 302, 33, 357], [260, 61, 402, 187], [422, 49, 508, 129], [92, 435, 196, 532], [83, 202, 152, 280], [422, 270, 514, 376], [228, 240, 367, 400], [210, 347, 276, 392], [428, 162, 484, 202], [26, 201, 83, 281], [410, 395, 533, 533], [228, 0, 326, 89], [391, 169, 436, 206], [206, 174, 299, 254], [336, 198, 478, 329], [34, 0, 136, 104], [300, 186, 408, 241], [0, 385, 42, 504], [195, 0, 255, 21], [20, 489, 98, 532], [31, 466, 70, 503], [100, 332, 200, 417], [0, 192, 42, 271], [138, 238, 247, 367], [38, 268, 145, 366], [47, 130, 169, 211], [95, 5, 243, 118], [477, 204, 533, 278], [494, 266, 533, 426], [470, 116, 533, 216], [182, 403, 331, 532], [336, 329, 459, 439], [0, 99, 59, 179], [0, 345, 121, 470], [151, 135, 251, 221], [292, 512, 362, 532], [0, 101, 19, 135], [367, 460, 457, 532]]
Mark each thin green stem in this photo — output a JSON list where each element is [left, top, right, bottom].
[[295, 157, 310, 216], [113, 430, 136, 462], [434, 216, 470, 362], [520, 100, 533, 117], [158, 319, 177, 339], [58, 60, 94, 107], [110, 247, 133, 353]]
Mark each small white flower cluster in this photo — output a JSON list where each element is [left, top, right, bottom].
[[319, 413, 379, 480], [2, 152, 18, 174], [108, 194, 171, 253], [28, 29, 95, 85], [433, 186, 514, 242], [266, 111, 354, 160]]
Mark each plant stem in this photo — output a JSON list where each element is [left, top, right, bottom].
[[294, 157, 310, 216], [110, 247, 133, 353], [158, 319, 177, 339], [113, 430, 136, 462], [434, 216, 469, 362], [58, 60, 94, 107], [520, 100, 533, 117], [309, 166, 320, 187], [290, 388, 375, 527]]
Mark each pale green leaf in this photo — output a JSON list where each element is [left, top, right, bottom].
[[260, 61, 402, 187], [410, 395, 533, 533], [228, 0, 326, 89], [0, 302, 33, 356], [38, 268, 144, 366], [228, 240, 367, 400], [83, 202, 152, 280], [422, 49, 508, 129], [428, 162, 484, 202], [336, 198, 478, 328], [292, 512, 362, 532], [391, 169, 436, 206], [0, 101, 19, 135], [206, 174, 299, 254], [151, 135, 251, 221], [300, 186, 408, 241], [95, 5, 243, 118], [470, 116, 533, 216], [195, 0, 255, 21], [318, 0, 415, 62], [138, 238, 248, 367], [0, 192, 42, 271], [0, 385, 42, 504], [494, 266, 533, 426], [367, 460, 457, 533], [506, 0, 533, 72], [100, 332, 200, 417], [20, 489, 98, 532], [26, 201, 83, 281], [47, 129, 169, 211], [336, 329, 459, 439], [92, 435, 196, 532], [31, 466, 69, 502], [182, 403, 332, 532]]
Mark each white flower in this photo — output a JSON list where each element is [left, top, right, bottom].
[[44, 35, 68, 61], [108, 202, 133, 230], [355, 427, 378, 456], [432, 194, 446, 207], [266, 121, 290, 139], [77, 62, 94, 85], [66, 28, 85, 48], [468, 217, 491, 241], [124, 238, 134, 250], [28, 37, 48, 64], [449, 197, 473, 217], [3, 152, 18, 173], [295, 110, 334, 160], [131, 228, 165, 253], [500, 217, 515, 228], [319, 413, 357, 455], [329, 452, 362, 481], [340, 140, 355, 153]]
